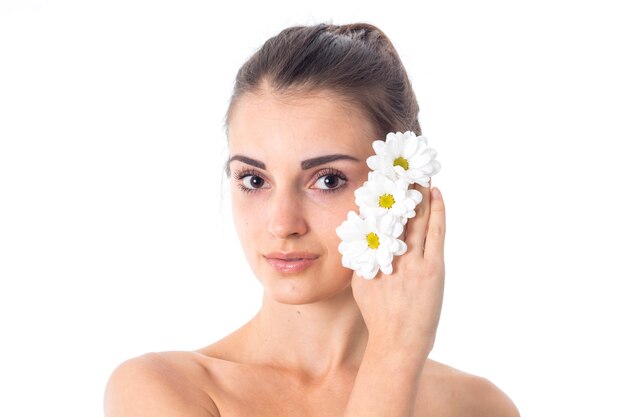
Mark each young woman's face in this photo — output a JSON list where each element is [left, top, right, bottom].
[[227, 89, 377, 305]]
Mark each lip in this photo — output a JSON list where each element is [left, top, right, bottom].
[[264, 252, 319, 273]]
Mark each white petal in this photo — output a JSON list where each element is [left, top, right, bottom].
[[364, 215, 379, 232], [336, 222, 354, 240], [355, 253, 378, 279], [402, 198, 417, 211], [392, 221, 404, 238], [336, 223, 362, 241], [363, 263, 379, 278], [367, 249, 378, 266], [372, 140, 387, 155], [379, 215, 395, 234], [358, 206, 377, 219], [344, 240, 369, 256], [401, 130, 414, 139], [429, 160, 442, 176], [390, 205, 403, 217], [382, 177, 397, 194], [410, 148, 437, 168], [392, 188, 406, 202], [388, 238, 401, 252], [393, 165, 407, 177], [407, 189, 422, 204], [338, 241, 349, 254], [394, 240, 408, 256], [387, 136, 401, 157], [366, 155, 381, 171], [376, 245, 393, 266], [354, 186, 368, 199], [353, 253, 372, 267], [370, 179, 385, 195], [412, 177, 431, 188], [380, 263, 393, 275], [355, 190, 379, 209], [347, 210, 362, 221], [402, 137, 419, 158], [341, 254, 355, 268], [359, 267, 377, 280]]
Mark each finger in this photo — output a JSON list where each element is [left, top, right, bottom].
[[403, 179, 431, 254], [423, 187, 446, 260]]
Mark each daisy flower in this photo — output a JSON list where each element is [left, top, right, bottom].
[[354, 170, 423, 226], [336, 130, 441, 279], [336, 211, 407, 279], [366, 131, 441, 186]]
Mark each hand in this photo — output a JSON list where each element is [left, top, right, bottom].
[[351, 184, 446, 354]]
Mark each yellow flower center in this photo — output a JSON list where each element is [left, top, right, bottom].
[[366, 232, 380, 249], [393, 157, 409, 170], [379, 193, 395, 209]]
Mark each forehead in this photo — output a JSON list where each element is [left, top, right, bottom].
[[227, 89, 377, 162]]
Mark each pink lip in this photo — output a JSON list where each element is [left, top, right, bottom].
[[264, 252, 319, 273]]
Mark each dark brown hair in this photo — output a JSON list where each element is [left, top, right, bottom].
[[224, 22, 421, 174]]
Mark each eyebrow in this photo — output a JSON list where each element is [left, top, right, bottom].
[[300, 154, 360, 169], [228, 155, 265, 169], [228, 154, 360, 171]]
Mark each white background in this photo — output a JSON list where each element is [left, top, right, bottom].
[[1, 1, 625, 416]]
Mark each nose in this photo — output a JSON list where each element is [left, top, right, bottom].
[[267, 187, 308, 239]]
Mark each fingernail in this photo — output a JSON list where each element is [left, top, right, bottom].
[[432, 187, 441, 199]]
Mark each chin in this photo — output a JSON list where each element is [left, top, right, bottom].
[[261, 271, 352, 305], [262, 275, 324, 305]]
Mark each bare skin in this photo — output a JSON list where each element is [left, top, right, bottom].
[[104, 84, 520, 417]]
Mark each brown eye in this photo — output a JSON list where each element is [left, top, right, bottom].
[[242, 175, 268, 189], [314, 174, 346, 190]]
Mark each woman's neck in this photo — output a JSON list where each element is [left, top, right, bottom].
[[244, 284, 369, 382]]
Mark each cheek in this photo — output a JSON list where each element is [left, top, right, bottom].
[[327, 188, 360, 224], [231, 195, 263, 249], [312, 195, 356, 249]]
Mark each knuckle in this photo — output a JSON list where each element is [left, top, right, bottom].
[[424, 259, 444, 277], [430, 201, 445, 213], [429, 223, 445, 238]]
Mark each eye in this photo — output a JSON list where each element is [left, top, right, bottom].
[[233, 168, 270, 193], [241, 174, 269, 190], [313, 169, 347, 191]]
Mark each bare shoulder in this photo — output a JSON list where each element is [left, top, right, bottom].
[[104, 351, 220, 417], [424, 359, 520, 417]]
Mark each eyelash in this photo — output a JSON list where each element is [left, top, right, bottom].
[[315, 168, 348, 194], [234, 168, 265, 194], [233, 167, 348, 194]]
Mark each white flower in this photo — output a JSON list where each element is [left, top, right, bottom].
[[354, 170, 423, 226], [336, 211, 407, 279], [366, 131, 441, 186], [336, 130, 442, 279]]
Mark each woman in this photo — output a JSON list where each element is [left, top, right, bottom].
[[104, 22, 520, 416]]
